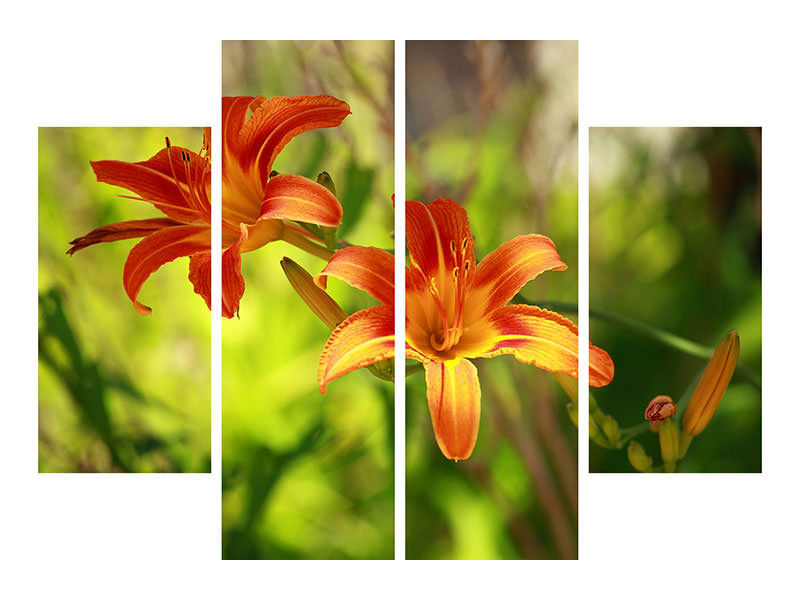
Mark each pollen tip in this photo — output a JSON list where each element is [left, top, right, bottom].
[[165, 136, 171, 148]]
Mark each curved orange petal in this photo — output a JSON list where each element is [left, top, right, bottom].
[[470, 304, 614, 387], [259, 174, 343, 227], [318, 304, 395, 393], [221, 224, 249, 318], [222, 96, 253, 153], [122, 225, 209, 315], [187, 251, 211, 312], [424, 358, 481, 460], [406, 345, 429, 363], [67, 218, 179, 254], [406, 199, 475, 282], [237, 95, 351, 192], [91, 145, 208, 223], [468, 234, 567, 318], [314, 246, 394, 306]]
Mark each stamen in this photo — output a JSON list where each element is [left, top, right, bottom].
[[165, 140, 195, 210]]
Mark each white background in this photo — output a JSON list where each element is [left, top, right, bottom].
[[3, 1, 797, 598]]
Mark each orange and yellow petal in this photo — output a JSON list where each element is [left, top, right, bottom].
[[188, 251, 212, 312], [67, 218, 179, 255], [259, 173, 343, 227], [424, 358, 481, 460], [220, 224, 250, 318], [406, 199, 475, 282], [91, 147, 208, 223], [467, 234, 567, 319], [318, 304, 395, 393], [122, 225, 209, 315], [406, 345, 429, 363], [315, 246, 394, 306], [244, 95, 350, 189], [467, 304, 614, 387]]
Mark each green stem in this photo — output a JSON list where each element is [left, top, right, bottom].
[[281, 227, 334, 261], [618, 422, 650, 447]]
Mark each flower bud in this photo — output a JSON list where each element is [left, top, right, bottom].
[[316, 172, 338, 251], [601, 414, 621, 446], [588, 411, 613, 448], [659, 417, 680, 472], [281, 257, 348, 330], [645, 395, 677, 423], [566, 402, 578, 428], [681, 330, 740, 436], [627, 440, 653, 473]]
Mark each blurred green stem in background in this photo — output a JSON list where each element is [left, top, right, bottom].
[[525, 299, 761, 390]]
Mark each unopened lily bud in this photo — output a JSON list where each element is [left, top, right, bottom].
[[659, 418, 680, 472], [316, 171, 337, 195], [627, 440, 653, 473], [588, 412, 612, 448], [316, 171, 338, 251], [601, 414, 621, 446], [681, 330, 740, 437], [281, 257, 348, 330], [645, 395, 677, 423], [566, 402, 578, 428]]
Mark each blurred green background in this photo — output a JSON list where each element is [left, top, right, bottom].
[[221, 41, 394, 559], [589, 127, 762, 473], [406, 41, 579, 559], [38, 127, 211, 473]]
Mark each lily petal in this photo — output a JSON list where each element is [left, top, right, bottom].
[[91, 146, 208, 223], [406, 345, 429, 363], [424, 358, 481, 460], [406, 199, 475, 282], [259, 173, 343, 227], [237, 95, 351, 191], [318, 304, 395, 393], [468, 234, 567, 318], [122, 225, 209, 315], [222, 96, 254, 152], [67, 218, 179, 254], [469, 304, 614, 387], [220, 224, 249, 318], [187, 251, 211, 312], [315, 246, 394, 306]]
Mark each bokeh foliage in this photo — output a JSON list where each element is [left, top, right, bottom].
[[589, 127, 762, 473], [38, 127, 210, 473], [221, 41, 394, 559], [406, 41, 578, 559]]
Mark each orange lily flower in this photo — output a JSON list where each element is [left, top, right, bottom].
[[406, 199, 614, 460], [314, 245, 395, 392], [221, 95, 351, 317], [68, 130, 212, 315]]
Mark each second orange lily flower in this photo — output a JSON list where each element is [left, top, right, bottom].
[[406, 199, 614, 460], [69, 95, 351, 318]]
